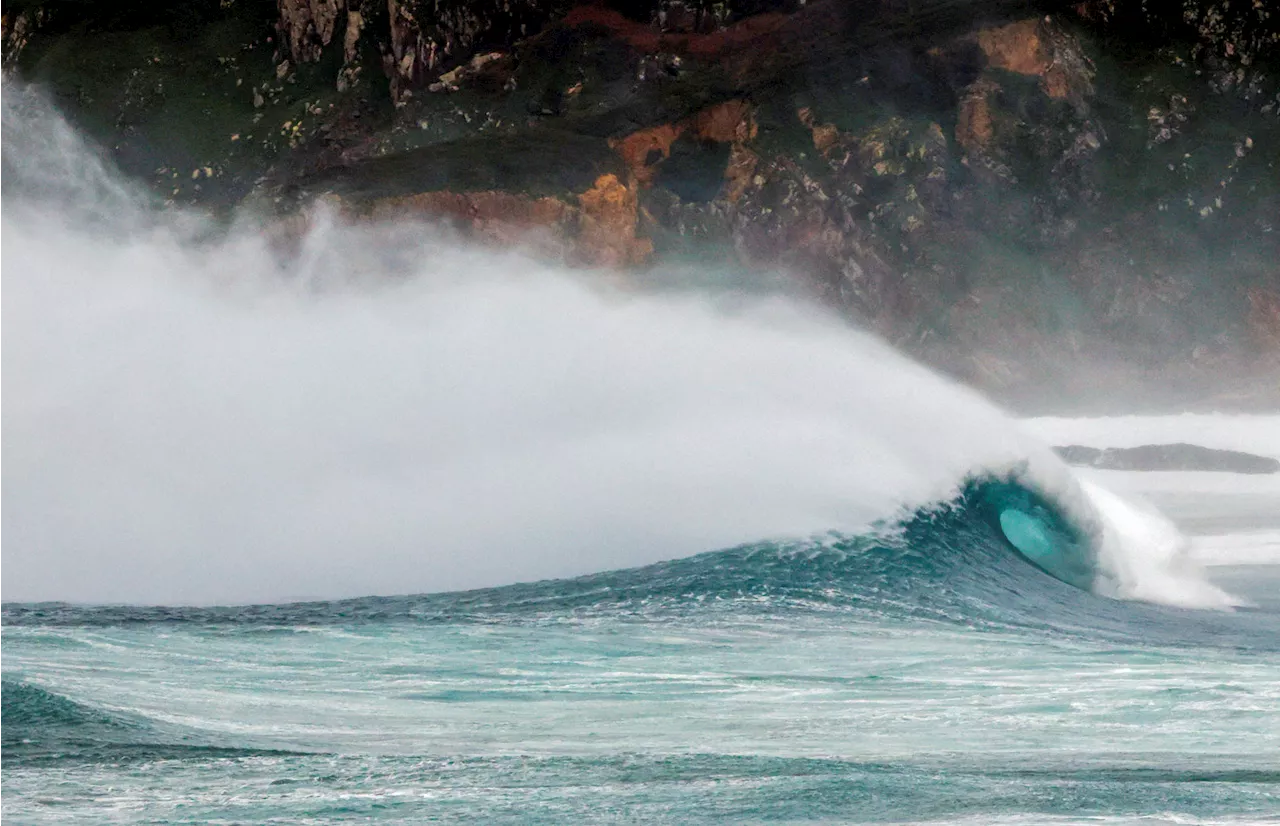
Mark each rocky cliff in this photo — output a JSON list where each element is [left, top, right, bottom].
[[4, 0, 1278, 409]]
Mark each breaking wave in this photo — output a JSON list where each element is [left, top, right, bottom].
[[0, 82, 1232, 609]]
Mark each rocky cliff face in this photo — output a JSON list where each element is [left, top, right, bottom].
[[4, 0, 1278, 409]]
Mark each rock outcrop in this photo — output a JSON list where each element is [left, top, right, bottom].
[[4, 0, 1278, 409], [1055, 444, 1280, 474]]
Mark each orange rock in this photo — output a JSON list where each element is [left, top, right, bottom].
[[576, 174, 653, 267], [691, 100, 757, 144], [976, 19, 1051, 77], [811, 123, 840, 153], [609, 124, 685, 186], [974, 17, 1092, 102], [370, 190, 573, 254], [797, 106, 840, 154], [363, 178, 654, 269], [609, 100, 758, 199], [955, 84, 995, 153]]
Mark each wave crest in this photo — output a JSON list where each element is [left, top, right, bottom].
[[1, 83, 1232, 610]]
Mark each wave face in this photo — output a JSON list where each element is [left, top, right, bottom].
[[4, 490, 1279, 822], [7, 478, 1104, 631], [2, 477, 1270, 644]]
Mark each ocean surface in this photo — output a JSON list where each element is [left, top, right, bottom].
[[4, 84, 1280, 824], [5, 415, 1279, 824]]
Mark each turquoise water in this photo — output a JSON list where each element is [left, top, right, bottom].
[[5, 483, 1279, 824]]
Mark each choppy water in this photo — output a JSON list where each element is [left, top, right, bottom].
[[5, 473, 1280, 824], [4, 84, 1279, 824]]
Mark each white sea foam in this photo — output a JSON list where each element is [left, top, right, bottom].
[[1078, 480, 1240, 607], [1023, 415, 1280, 572], [0, 85, 1235, 608]]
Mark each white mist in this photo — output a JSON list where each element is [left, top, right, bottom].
[[0, 86, 1231, 607]]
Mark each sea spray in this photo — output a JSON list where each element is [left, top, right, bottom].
[[1, 84, 1231, 608]]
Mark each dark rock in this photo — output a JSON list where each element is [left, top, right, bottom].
[[5, 0, 1279, 408], [1054, 444, 1280, 474]]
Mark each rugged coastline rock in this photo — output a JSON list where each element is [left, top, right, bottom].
[[1054, 443, 1280, 474], [3, 0, 1278, 408]]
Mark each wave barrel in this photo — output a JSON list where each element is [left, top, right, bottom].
[[981, 481, 1097, 590]]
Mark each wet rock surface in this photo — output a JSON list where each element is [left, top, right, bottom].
[[3, 0, 1278, 409], [1055, 444, 1280, 474]]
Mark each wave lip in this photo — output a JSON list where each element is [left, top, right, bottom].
[[964, 465, 1240, 610]]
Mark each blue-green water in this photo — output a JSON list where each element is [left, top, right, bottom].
[[5, 481, 1278, 825]]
